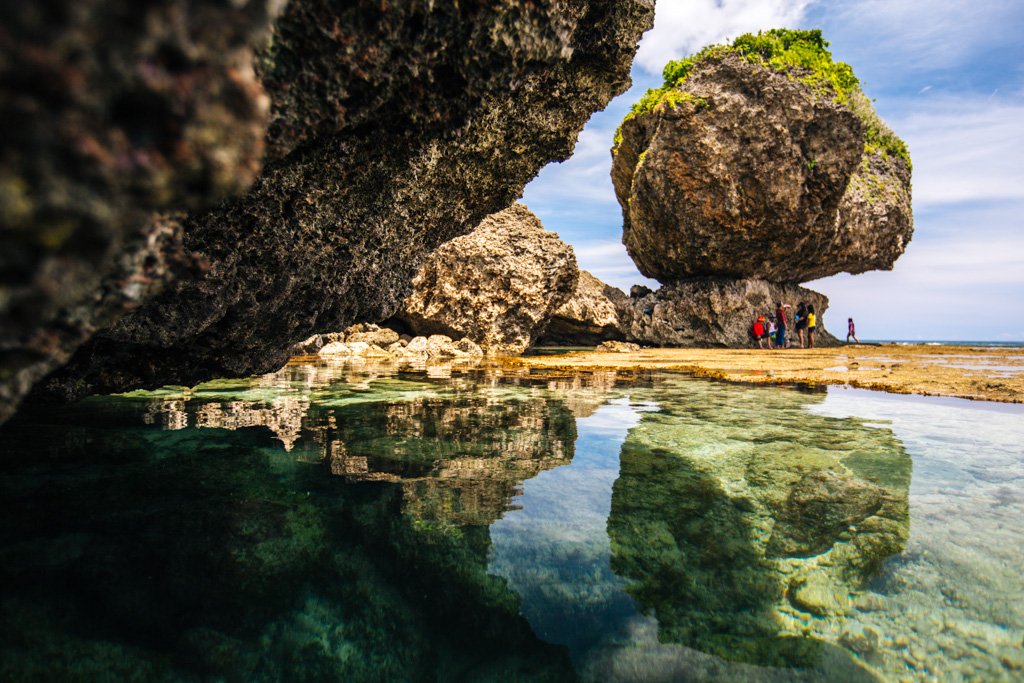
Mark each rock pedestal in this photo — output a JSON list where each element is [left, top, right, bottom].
[[604, 31, 913, 348], [619, 279, 839, 348]]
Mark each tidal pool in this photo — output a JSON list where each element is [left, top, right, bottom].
[[0, 360, 1021, 681]]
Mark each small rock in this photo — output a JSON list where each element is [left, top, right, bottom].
[[596, 341, 640, 353], [454, 338, 484, 357], [319, 342, 352, 356]]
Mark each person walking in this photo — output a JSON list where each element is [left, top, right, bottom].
[[847, 317, 859, 344], [775, 302, 788, 349], [807, 304, 817, 348], [767, 315, 777, 349]]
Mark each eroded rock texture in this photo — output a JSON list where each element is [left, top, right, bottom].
[[619, 278, 839, 348], [399, 204, 579, 355], [540, 270, 628, 345], [540, 272, 838, 348], [1, 0, 281, 422], [612, 54, 913, 284], [11, 0, 653, 412]]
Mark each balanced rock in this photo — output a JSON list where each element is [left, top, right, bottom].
[[399, 204, 579, 355], [619, 278, 838, 347], [612, 30, 912, 284], [12, 0, 653, 417], [540, 270, 629, 345]]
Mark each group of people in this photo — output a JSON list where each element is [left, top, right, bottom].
[[751, 301, 817, 349]]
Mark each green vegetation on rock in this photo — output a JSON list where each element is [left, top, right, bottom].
[[615, 28, 910, 166]]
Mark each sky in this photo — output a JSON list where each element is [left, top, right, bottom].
[[521, 0, 1024, 342]]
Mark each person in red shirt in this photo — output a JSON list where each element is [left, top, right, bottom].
[[753, 315, 767, 349]]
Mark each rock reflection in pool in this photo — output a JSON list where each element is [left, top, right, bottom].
[[607, 377, 910, 671], [0, 364, 598, 681]]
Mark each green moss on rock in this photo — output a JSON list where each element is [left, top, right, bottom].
[[615, 28, 909, 167]]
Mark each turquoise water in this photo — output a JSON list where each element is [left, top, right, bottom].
[[0, 360, 1021, 681]]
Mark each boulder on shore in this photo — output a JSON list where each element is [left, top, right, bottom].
[[399, 204, 579, 356], [540, 270, 629, 345], [10, 0, 653, 419], [611, 31, 913, 285]]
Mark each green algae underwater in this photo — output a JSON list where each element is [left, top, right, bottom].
[[0, 360, 1021, 681]]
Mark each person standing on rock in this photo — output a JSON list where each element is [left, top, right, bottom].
[[847, 318, 859, 344], [775, 303, 788, 349], [807, 305, 817, 348], [795, 302, 808, 348]]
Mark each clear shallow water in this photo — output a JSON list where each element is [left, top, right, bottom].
[[0, 360, 1021, 682]]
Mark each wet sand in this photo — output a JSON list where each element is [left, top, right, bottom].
[[516, 344, 1024, 403]]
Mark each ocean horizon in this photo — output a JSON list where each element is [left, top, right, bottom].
[[861, 340, 1024, 348]]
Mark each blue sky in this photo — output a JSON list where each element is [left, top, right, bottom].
[[522, 0, 1024, 341]]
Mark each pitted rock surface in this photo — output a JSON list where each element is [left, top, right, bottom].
[[1, 0, 280, 421], [19, 0, 653, 408], [540, 270, 629, 345], [619, 278, 839, 348], [399, 204, 579, 356], [612, 54, 912, 284]]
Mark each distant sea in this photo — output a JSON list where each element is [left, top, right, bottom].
[[861, 340, 1024, 348]]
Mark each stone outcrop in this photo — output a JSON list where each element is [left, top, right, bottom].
[[540, 270, 628, 345], [5, 0, 654, 419], [612, 51, 913, 284], [0, 0, 282, 422], [539, 272, 839, 349], [398, 204, 579, 355], [619, 278, 839, 347]]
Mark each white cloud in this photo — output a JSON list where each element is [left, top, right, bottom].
[[634, 0, 812, 74], [569, 240, 659, 293], [823, 0, 1023, 74], [891, 95, 1024, 207]]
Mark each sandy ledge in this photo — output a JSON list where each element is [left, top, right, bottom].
[[514, 344, 1024, 404]]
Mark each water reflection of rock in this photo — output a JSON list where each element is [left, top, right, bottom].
[[608, 377, 911, 671], [323, 396, 578, 525], [134, 358, 607, 526]]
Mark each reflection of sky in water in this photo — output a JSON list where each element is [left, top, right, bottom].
[[488, 399, 654, 663], [488, 381, 1024, 682]]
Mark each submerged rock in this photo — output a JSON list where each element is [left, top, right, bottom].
[[612, 30, 912, 284], [9, 0, 654, 416], [399, 204, 579, 356]]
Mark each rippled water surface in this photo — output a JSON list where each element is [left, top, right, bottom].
[[1, 359, 1021, 682]]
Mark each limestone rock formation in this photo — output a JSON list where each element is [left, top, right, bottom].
[[540, 270, 629, 345], [6, 0, 654, 418], [1, 0, 281, 422], [612, 32, 913, 284], [398, 204, 579, 355], [619, 278, 839, 348], [595, 341, 640, 353]]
